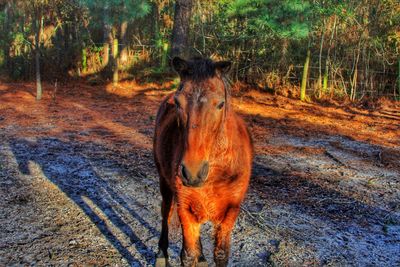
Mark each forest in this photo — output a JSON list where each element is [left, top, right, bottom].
[[1, 1, 400, 267], [0, 0, 399, 101]]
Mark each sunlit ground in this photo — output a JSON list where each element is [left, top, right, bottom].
[[1, 81, 399, 266]]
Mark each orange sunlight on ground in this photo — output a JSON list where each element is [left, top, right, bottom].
[[1, 80, 399, 153], [234, 90, 400, 149]]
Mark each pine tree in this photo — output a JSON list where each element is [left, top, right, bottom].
[[170, 0, 193, 57], [80, 0, 150, 85]]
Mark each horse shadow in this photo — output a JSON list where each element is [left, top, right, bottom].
[[10, 137, 160, 266]]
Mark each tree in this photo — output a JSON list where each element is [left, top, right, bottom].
[[31, 1, 46, 100], [170, 0, 193, 57], [1, 1, 12, 72], [80, 0, 150, 85], [0, 0, 398, 102], [227, 0, 313, 99], [14, 0, 54, 100]]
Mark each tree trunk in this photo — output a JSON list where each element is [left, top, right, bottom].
[[300, 49, 311, 101], [82, 48, 87, 73], [103, 41, 110, 68], [102, 5, 111, 68], [120, 21, 128, 63], [318, 21, 326, 97], [35, 48, 42, 100], [397, 59, 400, 99], [3, 1, 12, 72], [112, 37, 119, 85], [279, 39, 289, 69], [350, 40, 361, 102], [324, 16, 337, 97], [161, 42, 169, 70], [34, 9, 43, 101], [170, 0, 193, 58], [351, 66, 358, 101], [151, 2, 159, 46], [323, 68, 328, 94]]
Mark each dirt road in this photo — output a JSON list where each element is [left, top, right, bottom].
[[1, 81, 399, 266]]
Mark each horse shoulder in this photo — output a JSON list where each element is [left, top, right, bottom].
[[235, 115, 253, 148], [154, 93, 182, 183], [227, 113, 253, 182], [229, 113, 253, 161]]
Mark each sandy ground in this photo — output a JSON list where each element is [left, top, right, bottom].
[[0, 81, 399, 266]]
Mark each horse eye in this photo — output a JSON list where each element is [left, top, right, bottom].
[[217, 101, 225, 110]]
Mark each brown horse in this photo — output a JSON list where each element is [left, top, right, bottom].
[[153, 57, 253, 267]]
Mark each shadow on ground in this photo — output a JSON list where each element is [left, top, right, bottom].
[[2, 81, 399, 266], [10, 137, 159, 266]]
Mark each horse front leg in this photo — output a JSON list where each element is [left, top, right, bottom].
[[178, 208, 207, 267], [156, 180, 174, 267], [213, 206, 240, 267]]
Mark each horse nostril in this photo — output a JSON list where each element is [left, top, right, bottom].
[[198, 161, 209, 180], [180, 163, 191, 181]]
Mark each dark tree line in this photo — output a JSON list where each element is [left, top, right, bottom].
[[0, 0, 399, 101]]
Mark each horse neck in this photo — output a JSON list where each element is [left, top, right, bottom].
[[211, 109, 239, 162]]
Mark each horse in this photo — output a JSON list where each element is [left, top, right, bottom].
[[153, 57, 253, 267]]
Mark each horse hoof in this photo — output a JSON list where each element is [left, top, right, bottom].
[[197, 255, 208, 267], [155, 256, 169, 267], [155, 251, 169, 267]]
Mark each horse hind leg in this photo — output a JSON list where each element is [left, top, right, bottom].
[[156, 180, 174, 267]]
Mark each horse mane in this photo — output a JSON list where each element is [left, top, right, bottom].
[[179, 57, 216, 81], [179, 57, 232, 100]]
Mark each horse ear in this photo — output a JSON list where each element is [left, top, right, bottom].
[[172, 57, 188, 75], [215, 61, 232, 75]]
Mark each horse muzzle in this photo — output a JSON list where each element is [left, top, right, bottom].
[[179, 161, 209, 187]]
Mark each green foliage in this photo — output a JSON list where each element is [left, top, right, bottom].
[[79, 0, 150, 26], [227, 0, 312, 40], [0, 0, 398, 101]]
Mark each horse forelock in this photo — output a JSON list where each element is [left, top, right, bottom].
[[180, 58, 231, 89], [180, 57, 216, 81]]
